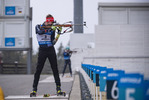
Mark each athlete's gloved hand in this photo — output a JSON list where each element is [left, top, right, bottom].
[[57, 26, 62, 34], [51, 26, 57, 31]]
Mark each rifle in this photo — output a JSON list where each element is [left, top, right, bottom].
[[69, 50, 77, 53], [41, 21, 87, 45], [41, 21, 87, 34]]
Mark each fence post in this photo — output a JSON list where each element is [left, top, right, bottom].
[[14, 61, 18, 74], [0, 63, 3, 74]]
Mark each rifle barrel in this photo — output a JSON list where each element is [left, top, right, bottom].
[[41, 24, 72, 29]]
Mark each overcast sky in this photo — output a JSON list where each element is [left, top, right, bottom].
[[30, 0, 149, 53]]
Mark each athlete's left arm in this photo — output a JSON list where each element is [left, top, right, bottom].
[[52, 26, 62, 45]]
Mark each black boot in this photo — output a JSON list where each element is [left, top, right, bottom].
[[56, 85, 66, 96], [30, 91, 37, 97]]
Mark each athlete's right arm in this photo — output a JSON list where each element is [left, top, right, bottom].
[[35, 25, 45, 35]]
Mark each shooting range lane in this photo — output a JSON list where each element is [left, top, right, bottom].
[[1, 74, 73, 100]]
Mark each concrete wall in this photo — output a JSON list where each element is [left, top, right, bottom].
[[90, 3, 149, 79], [70, 2, 149, 79], [70, 33, 94, 49], [70, 33, 94, 73], [98, 3, 149, 25], [94, 25, 149, 57]]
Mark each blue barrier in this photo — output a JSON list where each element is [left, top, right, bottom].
[[81, 64, 148, 100], [118, 73, 144, 100], [89, 65, 94, 81], [106, 70, 125, 100], [93, 66, 106, 84], [144, 80, 149, 100], [99, 68, 113, 92]]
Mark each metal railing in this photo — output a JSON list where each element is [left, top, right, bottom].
[[0, 63, 26, 74]]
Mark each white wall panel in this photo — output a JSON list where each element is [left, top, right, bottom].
[[0, 22, 3, 47], [95, 25, 120, 56], [4, 0, 30, 16], [3, 20, 29, 48], [70, 34, 94, 49], [0, 0, 3, 16], [95, 25, 149, 57], [144, 31, 149, 56], [4, 21, 26, 37], [144, 59, 149, 79], [101, 7, 127, 24], [120, 25, 144, 56], [130, 8, 149, 25]]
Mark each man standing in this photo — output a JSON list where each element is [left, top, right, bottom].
[[62, 47, 72, 77], [30, 14, 64, 97]]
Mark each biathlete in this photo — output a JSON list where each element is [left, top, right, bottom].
[[62, 47, 73, 77], [30, 14, 65, 97]]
